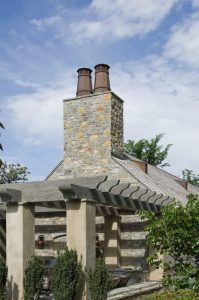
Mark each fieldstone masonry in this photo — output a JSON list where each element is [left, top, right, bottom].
[[43, 88, 149, 275], [49, 91, 135, 182], [111, 94, 123, 152], [63, 91, 123, 177]]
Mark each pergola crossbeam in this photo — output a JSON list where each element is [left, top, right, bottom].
[[0, 177, 175, 216], [71, 184, 163, 213]]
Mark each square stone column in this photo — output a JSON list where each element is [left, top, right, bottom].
[[148, 246, 164, 280], [104, 216, 121, 269], [67, 199, 96, 300], [6, 204, 35, 300]]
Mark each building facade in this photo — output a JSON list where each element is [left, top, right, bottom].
[[35, 64, 199, 276]]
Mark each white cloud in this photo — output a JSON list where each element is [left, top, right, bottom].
[[2, 0, 199, 178], [3, 74, 75, 148], [164, 11, 199, 68], [70, 0, 180, 41], [111, 57, 199, 174], [27, 0, 183, 44], [30, 16, 61, 31], [8, 28, 17, 36], [14, 79, 42, 89], [3, 54, 199, 175], [192, 0, 199, 7], [70, 20, 104, 40]]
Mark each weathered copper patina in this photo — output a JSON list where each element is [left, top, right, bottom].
[[76, 67, 93, 96], [94, 64, 111, 93]]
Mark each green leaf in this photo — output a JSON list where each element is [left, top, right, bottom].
[[0, 161, 30, 184], [123, 133, 172, 168], [52, 248, 82, 300], [140, 194, 199, 292], [24, 255, 44, 300], [88, 257, 110, 300], [182, 169, 199, 187]]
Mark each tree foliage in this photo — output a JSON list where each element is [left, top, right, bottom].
[[52, 249, 81, 300], [24, 255, 44, 300], [88, 257, 110, 300], [140, 194, 199, 291], [139, 289, 199, 300], [0, 257, 7, 299], [0, 161, 30, 184], [182, 169, 199, 187], [123, 133, 172, 168], [0, 122, 4, 168], [0, 120, 30, 183]]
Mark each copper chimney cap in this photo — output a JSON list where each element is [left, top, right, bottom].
[[76, 67, 93, 97], [94, 64, 111, 93]]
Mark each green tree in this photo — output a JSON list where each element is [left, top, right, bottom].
[[24, 255, 44, 300], [139, 289, 199, 299], [182, 169, 199, 187], [0, 121, 30, 183], [140, 194, 199, 291], [0, 121, 4, 168], [88, 257, 110, 300], [0, 256, 7, 300], [123, 133, 172, 168], [0, 162, 30, 184], [52, 249, 81, 300]]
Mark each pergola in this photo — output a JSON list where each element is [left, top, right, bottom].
[[0, 175, 174, 300]]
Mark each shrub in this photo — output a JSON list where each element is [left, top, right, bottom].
[[52, 249, 82, 300], [140, 194, 199, 291], [139, 290, 199, 299], [89, 257, 110, 300], [0, 257, 7, 299], [24, 255, 44, 300]]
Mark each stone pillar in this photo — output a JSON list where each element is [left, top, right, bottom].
[[62, 91, 123, 178], [104, 216, 121, 269], [67, 199, 96, 300], [148, 246, 164, 281], [6, 204, 35, 300]]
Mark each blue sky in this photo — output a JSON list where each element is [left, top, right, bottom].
[[0, 0, 199, 180]]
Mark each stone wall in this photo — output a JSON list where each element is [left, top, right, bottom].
[[35, 212, 66, 257], [49, 91, 137, 181], [62, 91, 123, 177], [35, 212, 149, 273], [111, 94, 123, 153]]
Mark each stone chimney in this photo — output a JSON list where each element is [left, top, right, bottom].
[[63, 65, 123, 177], [94, 64, 110, 93], [76, 68, 93, 96]]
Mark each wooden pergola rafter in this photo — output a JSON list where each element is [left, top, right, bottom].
[[0, 175, 175, 215]]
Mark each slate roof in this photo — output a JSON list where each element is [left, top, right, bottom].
[[47, 153, 199, 205], [113, 153, 199, 204]]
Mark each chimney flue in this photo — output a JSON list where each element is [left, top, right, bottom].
[[76, 68, 93, 97], [94, 64, 110, 93]]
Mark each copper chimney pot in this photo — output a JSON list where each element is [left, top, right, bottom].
[[76, 68, 93, 97], [94, 64, 111, 93]]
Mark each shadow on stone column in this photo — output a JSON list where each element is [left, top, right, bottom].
[[67, 199, 96, 300], [104, 216, 121, 269], [7, 275, 19, 300], [6, 204, 35, 300]]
